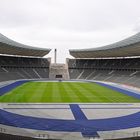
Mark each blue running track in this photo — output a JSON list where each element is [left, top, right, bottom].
[[0, 106, 140, 137], [0, 80, 29, 96], [1, 80, 140, 137], [96, 82, 140, 99]]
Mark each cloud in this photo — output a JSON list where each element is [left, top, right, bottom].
[[0, 0, 140, 62], [134, 18, 140, 32]]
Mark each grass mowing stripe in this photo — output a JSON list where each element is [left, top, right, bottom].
[[71, 83, 96, 102], [58, 83, 72, 102], [68, 83, 92, 102], [0, 81, 140, 103], [30, 83, 45, 102], [90, 83, 119, 103], [41, 83, 52, 102], [58, 83, 66, 102], [52, 82, 62, 102], [75, 83, 113, 103], [63, 82, 81, 102], [0, 83, 31, 102], [86, 83, 139, 102], [86, 83, 119, 102], [78, 83, 112, 102]]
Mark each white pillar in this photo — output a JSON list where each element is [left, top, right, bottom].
[[54, 48, 57, 64]]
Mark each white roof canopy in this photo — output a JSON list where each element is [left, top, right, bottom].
[[70, 32, 140, 58], [0, 33, 51, 57]]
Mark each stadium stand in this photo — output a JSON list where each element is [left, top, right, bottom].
[[0, 55, 50, 82], [68, 32, 140, 88], [0, 33, 51, 82], [67, 58, 140, 87]]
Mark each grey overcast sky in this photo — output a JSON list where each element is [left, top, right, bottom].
[[0, 0, 140, 63]]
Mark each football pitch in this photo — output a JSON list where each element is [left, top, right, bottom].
[[0, 81, 140, 103]]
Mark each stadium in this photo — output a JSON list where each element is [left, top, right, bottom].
[[0, 30, 140, 140]]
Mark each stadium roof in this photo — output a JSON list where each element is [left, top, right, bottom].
[[0, 33, 51, 57], [69, 32, 140, 58]]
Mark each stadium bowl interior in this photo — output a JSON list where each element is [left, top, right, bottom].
[[1, 33, 140, 140]]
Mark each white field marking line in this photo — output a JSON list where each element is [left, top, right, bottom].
[[0, 102, 118, 106]]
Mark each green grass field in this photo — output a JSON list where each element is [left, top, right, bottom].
[[0, 81, 140, 103]]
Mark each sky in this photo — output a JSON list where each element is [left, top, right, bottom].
[[0, 0, 140, 63]]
